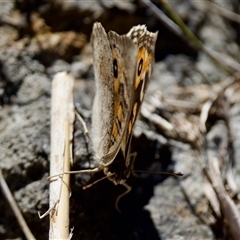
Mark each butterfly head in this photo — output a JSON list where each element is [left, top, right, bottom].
[[103, 150, 131, 185]]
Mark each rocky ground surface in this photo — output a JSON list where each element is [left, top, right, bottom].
[[0, 1, 240, 239]]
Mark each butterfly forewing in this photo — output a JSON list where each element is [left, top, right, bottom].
[[91, 22, 138, 166]]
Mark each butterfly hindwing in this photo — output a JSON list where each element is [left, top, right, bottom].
[[123, 26, 158, 166], [91, 23, 114, 164]]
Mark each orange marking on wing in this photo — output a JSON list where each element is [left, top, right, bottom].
[[117, 105, 123, 122], [128, 121, 132, 136], [114, 77, 120, 94], [112, 122, 118, 140], [135, 48, 153, 89], [133, 102, 138, 121]]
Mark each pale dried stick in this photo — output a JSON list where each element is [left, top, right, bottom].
[[0, 169, 36, 240], [203, 180, 221, 218], [49, 72, 74, 239], [199, 100, 213, 133], [205, 158, 240, 239]]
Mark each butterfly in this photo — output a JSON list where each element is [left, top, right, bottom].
[[90, 22, 158, 186]]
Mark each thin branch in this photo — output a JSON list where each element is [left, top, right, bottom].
[[0, 169, 36, 240], [204, 158, 240, 240]]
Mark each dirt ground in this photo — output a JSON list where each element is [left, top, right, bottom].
[[0, 1, 240, 239]]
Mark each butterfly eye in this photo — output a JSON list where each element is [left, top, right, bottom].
[[113, 59, 118, 78], [138, 59, 143, 76]]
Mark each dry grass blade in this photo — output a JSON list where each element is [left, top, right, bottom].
[[0, 170, 36, 240], [203, 180, 221, 218], [49, 72, 74, 239]]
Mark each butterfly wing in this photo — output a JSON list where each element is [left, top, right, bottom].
[[122, 26, 158, 164], [91, 23, 114, 164], [91, 22, 138, 166]]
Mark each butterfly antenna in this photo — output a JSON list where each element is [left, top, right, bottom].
[[132, 170, 184, 177]]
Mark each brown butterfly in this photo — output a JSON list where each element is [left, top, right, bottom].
[[91, 22, 158, 185]]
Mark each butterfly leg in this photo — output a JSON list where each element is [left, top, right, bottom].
[[48, 167, 102, 181], [75, 107, 91, 140]]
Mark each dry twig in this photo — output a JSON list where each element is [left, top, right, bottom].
[[49, 72, 75, 239], [204, 158, 240, 240], [0, 169, 36, 240]]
